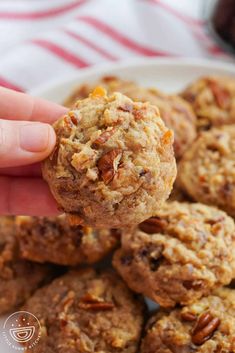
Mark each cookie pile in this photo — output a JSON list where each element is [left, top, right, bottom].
[[1, 75, 235, 352]]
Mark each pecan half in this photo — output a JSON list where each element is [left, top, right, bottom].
[[93, 128, 115, 145], [139, 217, 168, 234], [78, 293, 114, 311], [181, 312, 197, 322], [207, 80, 230, 109], [98, 148, 122, 184], [192, 311, 220, 345]]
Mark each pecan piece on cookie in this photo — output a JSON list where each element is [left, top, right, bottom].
[[192, 311, 220, 345], [98, 148, 122, 184]]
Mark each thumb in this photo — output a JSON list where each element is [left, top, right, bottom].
[[0, 119, 56, 168]]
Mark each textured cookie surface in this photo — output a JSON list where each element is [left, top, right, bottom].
[[22, 269, 145, 353], [113, 202, 235, 307], [42, 89, 176, 228], [141, 288, 235, 353], [16, 215, 119, 265], [65, 76, 196, 159], [0, 217, 53, 314], [181, 75, 235, 130], [178, 125, 235, 217]]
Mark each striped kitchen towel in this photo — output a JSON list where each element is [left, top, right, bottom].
[[0, 0, 231, 92]]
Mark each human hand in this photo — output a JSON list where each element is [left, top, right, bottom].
[[0, 87, 67, 216]]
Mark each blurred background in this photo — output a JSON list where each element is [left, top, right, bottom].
[[0, 0, 234, 93]]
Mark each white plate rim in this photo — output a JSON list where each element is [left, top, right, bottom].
[[29, 56, 235, 97]]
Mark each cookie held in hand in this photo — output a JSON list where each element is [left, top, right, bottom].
[[65, 76, 197, 159], [42, 88, 176, 228]]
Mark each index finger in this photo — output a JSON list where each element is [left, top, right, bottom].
[[0, 86, 67, 123]]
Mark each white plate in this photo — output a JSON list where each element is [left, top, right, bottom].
[[30, 57, 235, 102], [1, 57, 235, 352]]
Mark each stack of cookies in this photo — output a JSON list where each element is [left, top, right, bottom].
[[1, 75, 235, 352]]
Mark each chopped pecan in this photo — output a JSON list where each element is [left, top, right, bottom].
[[192, 311, 220, 345], [67, 213, 84, 226], [93, 128, 115, 145], [97, 148, 122, 184], [64, 111, 80, 128], [207, 80, 230, 109], [78, 293, 114, 311], [139, 217, 168, 234], [181, 312, 197, 322], [80, 293, 102, 303], [133, 109, 144, 120], [64, 116, 73, 128], [68, 111, 80, 125]]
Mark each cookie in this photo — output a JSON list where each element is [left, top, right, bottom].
[[141, 288, 235, 353], [181, 75, 235, 130], [42, 88, 176, 228], [65, 76, 197, 159], [113, 202, 235, 307], [178, 125, 235, 217], [16, 215, 120, 266], [0, 217, 53, 314], [22, 269, 145, 353]]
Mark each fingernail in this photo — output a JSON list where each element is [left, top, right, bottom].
[[20, 123, 52, 152]]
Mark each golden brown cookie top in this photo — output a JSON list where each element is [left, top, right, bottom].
[[113, 202, 235, 307], [181, 75, 235, 130], [16, 215, 120, 265], [178, 125, 235, 217], [0, 217, 54, 314], [22, 269, 145, 353], [42, 89, 176, 228], [64, 76, 197, 159], [141, 287, 235, 353]]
